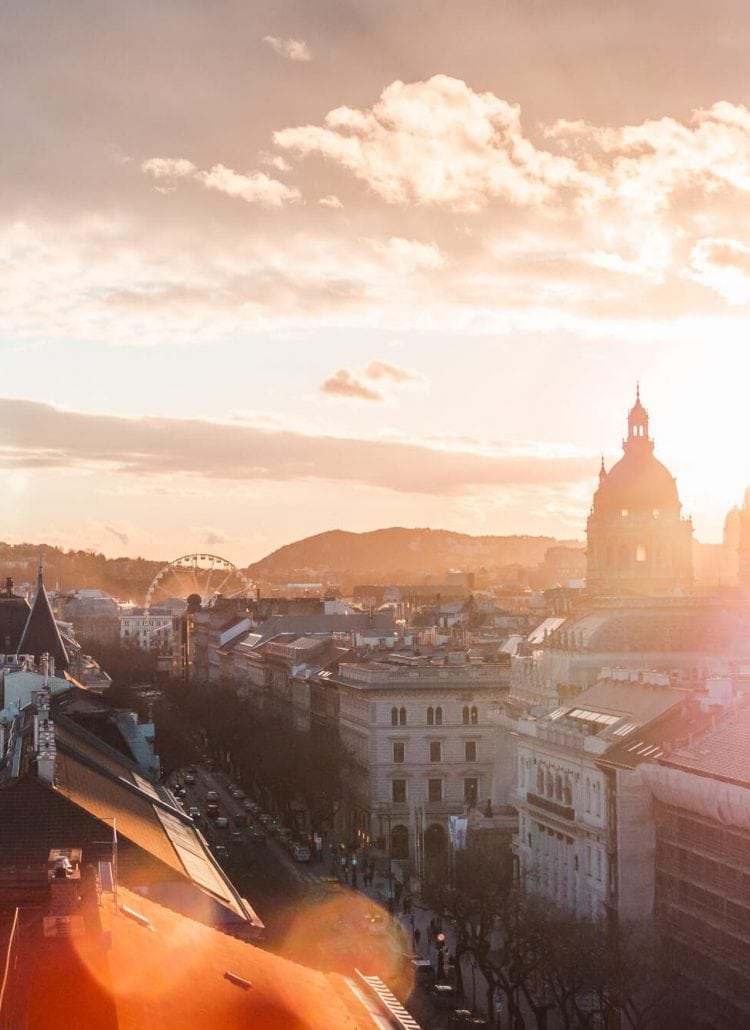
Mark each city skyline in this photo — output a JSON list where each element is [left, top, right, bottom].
[[5, 2, 750, 561]]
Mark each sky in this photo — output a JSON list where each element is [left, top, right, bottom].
[[5, 0, 750, 563]]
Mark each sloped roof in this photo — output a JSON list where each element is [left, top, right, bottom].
[[19, 884, 367, 1030], [661, 704, 750, 787]]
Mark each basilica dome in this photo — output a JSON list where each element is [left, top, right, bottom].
[[592, 388, 681, 517], [593, 450, 680, 516]]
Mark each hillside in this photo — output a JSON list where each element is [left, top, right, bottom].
[[245, 527, 583, 588]]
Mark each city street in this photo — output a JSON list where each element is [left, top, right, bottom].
[[170, 765, 488, 1028]]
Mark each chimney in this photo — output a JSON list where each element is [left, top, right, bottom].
[[35, 682, 56, 785], [47, 848, 82, 916]]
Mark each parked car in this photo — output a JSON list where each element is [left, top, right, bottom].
[[215, 816, 229, 829], [188, 806, 201, 820], [291, 843, 311, 863]]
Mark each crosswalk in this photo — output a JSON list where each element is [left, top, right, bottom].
[[354, 970, 421, 1029]]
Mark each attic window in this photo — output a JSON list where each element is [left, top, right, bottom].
[[653, 509, 660, 519], [621, 508, 628, 517], [636, 545, 646, 562]]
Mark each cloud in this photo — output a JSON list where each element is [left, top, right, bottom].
[[141, 157, 197, 179], [263, 36, 311, 62], [104, 525, 130, 547], [320, 368, 385, 402], [363, 360, 427, 387], [319, 194, 343, 208], [0, 398, 596, 496], [196, 164, 301, 206], [320, 359, 428, 403], [192, 526, 230, 546], [275, 75, 586, 212], [685, 237, 750, 303], [141, 156, 300, 206]]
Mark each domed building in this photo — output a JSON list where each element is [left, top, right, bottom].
[[586, 388, 693, 597]]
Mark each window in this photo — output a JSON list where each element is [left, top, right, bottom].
[[391, 824, 409, 860], [621, 508, 628, 517], [391, 706, 398, 726], [636, 544, 646, 562], [428, 779, 442, 803], [465, 741, 477, 762], [435, 706, 443, 726], [427, 706, 434, 725], [393, 742, 405, 763], [392, 779, 406, 803], [399, 707, 407, 726], [430, 741, 441, 763], [462, 706, 470, 725], [470, 706, 478, 725], [464, 777, 478, 805]]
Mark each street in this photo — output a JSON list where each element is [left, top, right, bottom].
[[172, 764, 489, 1028]]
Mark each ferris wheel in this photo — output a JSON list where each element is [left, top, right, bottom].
[[144, 553, 253, 610]]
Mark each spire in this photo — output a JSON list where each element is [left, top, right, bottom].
[[17, 562, 69, 671], [599, 455, 607, 485], [624, 384, 653, 455]]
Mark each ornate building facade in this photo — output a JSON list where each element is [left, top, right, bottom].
[[586, 388, 693, 597]]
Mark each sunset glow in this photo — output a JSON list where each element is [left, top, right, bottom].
[[5, 1, 750, 561]]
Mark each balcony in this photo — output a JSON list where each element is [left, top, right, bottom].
[[526, 791, 575, 822]]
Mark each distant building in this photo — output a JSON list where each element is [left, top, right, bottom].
[[586, 388, 693, 597], [319, 652, 514, 884]]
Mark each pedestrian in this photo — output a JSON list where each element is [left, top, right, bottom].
[[413, 926, 421, 951]]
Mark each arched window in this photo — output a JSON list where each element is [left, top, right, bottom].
[[545, 768, 553, 797], [391, 707, 398, 726], [462, 706, 470, 725], [470, 706, 478, 725], [537, 766, 544, 793], [435, 706, 443, 726], [427, 706, 434, 726], [636, 544, 646, 563], [391, 824, 409, 860], [399, 707, 407, 726], [563, 774, 573, 806], [555, 773, 563, 801]]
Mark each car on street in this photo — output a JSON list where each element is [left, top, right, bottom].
[[206, 802, 219, 817], [291, 843, 311, 863], [215, 815, 229, 829], [242, 798, 253, 811], [206, 790, 219, 802], [213, 844, 228, 859], [188, 806, 201, 820], [184, 773, 196, 785]]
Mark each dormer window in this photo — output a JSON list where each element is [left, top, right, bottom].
[[653, 508, 660, 519], [621, 508, 628, 517]]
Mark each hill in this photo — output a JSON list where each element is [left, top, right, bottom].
[[245, 527, 583, 589]]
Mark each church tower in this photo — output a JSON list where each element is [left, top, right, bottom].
[[586, 388, 693, 597]]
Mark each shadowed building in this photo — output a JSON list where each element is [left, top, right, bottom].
[[17, 564, 70, 672], [0, 577, 31, 654], [586, 388, 693, 598]]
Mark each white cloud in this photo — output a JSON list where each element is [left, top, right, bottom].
[[140, 156, 300, 207], [275, 75, 587, 212], [263, 36, 311, 62], [685, 237, 750, 304], [141, 157, 197, 179], [196, 164, 301, 206], [319, 194, 343, 208]]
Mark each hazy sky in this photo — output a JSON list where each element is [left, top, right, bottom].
[[5, 0, 750, 562]]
